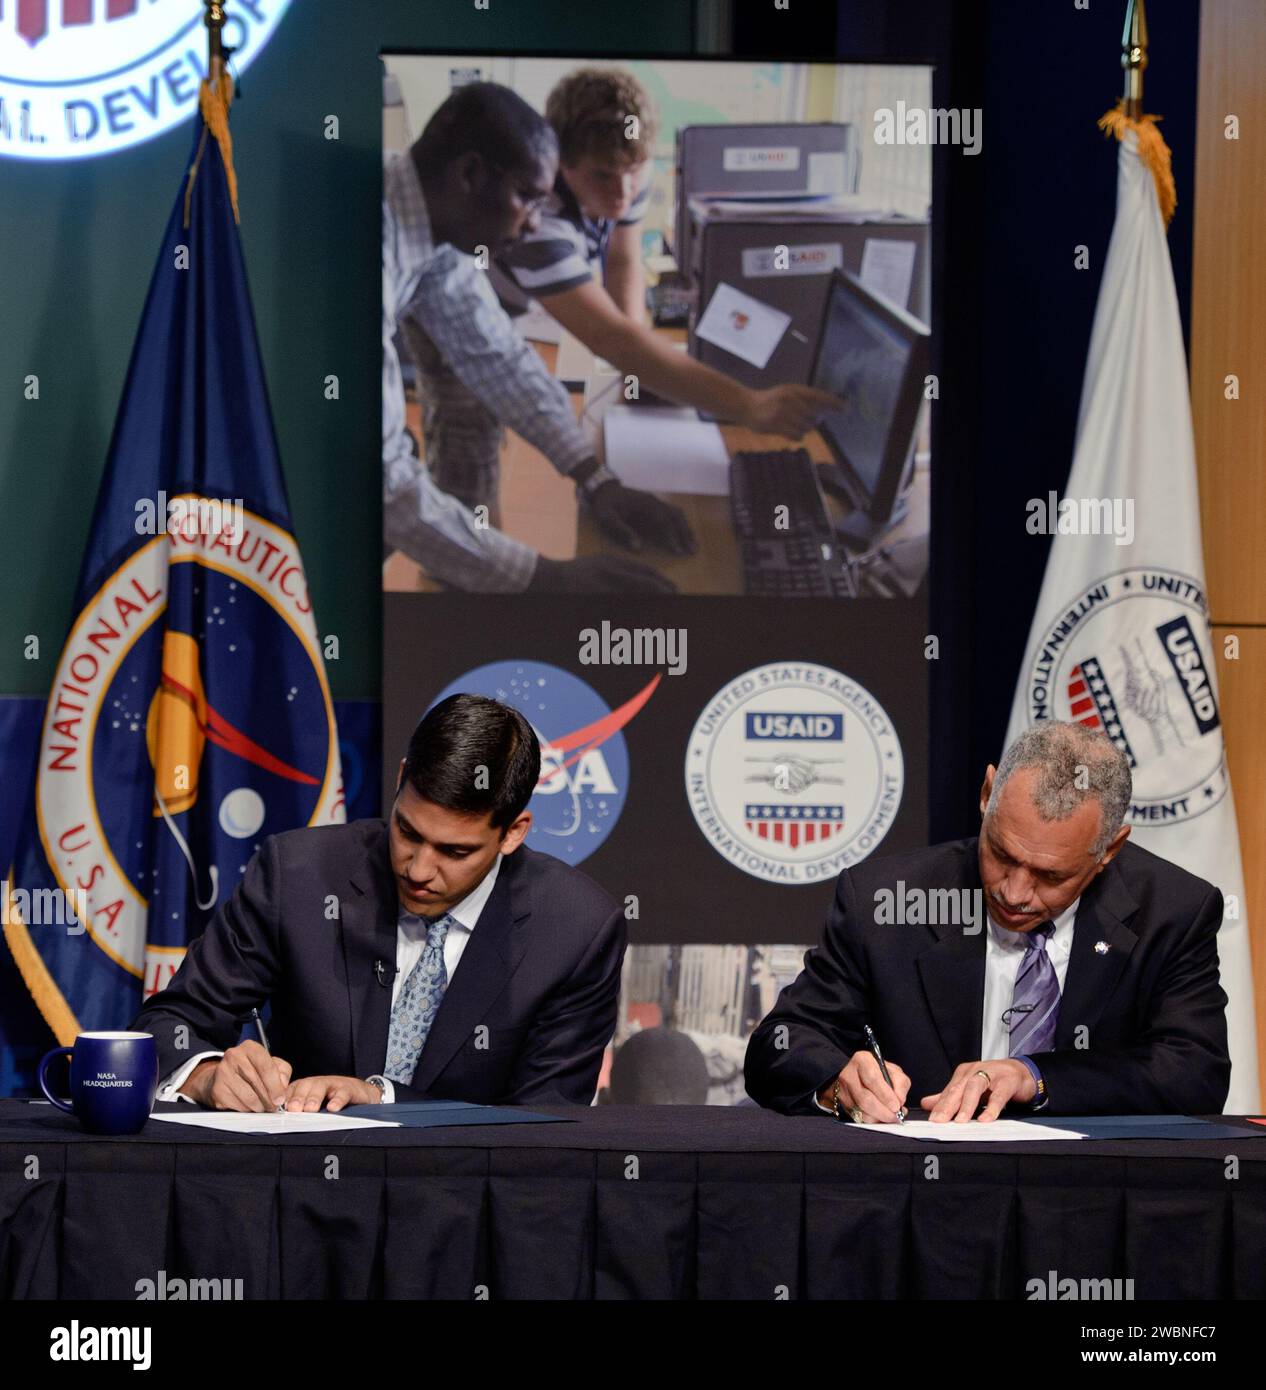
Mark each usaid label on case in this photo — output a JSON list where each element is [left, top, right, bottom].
[[742, 242, 844, 278], [722, 144, 801, 172]]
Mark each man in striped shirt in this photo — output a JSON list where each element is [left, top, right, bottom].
[[383, 82, 691, 592], [491, 67, 842, 440]]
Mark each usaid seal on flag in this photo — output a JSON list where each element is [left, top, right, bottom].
[[685, 662, 904, 885], [1024, 567, 1228, 826], [0, 0, 292, 161]]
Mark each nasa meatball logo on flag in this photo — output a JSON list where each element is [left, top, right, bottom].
[[0, 0, 291, 161], [36, 500, 341, 997], [685, 662, 904, 884], [429, 660, 657, 866], [1023, 568, 1228, 825]]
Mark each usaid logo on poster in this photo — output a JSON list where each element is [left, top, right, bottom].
[[685, 662, 904, 885], [430, 661, 659, 866], [0, 0, 292, 161], [1023, 568, 1229, 824]]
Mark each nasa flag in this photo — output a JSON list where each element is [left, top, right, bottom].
[[1005, 118, 1259, 1112], [3, 81, 344, 1044]]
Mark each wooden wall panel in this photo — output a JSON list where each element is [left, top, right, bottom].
[[1194, 0, 1266, 1105], [1214, 629, 1266, 1101]]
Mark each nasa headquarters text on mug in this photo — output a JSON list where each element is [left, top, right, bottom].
[[39, 1031, 159, 1134]]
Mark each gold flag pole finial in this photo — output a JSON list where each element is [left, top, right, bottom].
[[1100, 0, 1173, 227], [186, 0, 239, 225], [1122, 0, 1149, 121], [204, 1, 227, 87]]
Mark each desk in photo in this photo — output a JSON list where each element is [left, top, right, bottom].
[[383, 330, 929, 595]]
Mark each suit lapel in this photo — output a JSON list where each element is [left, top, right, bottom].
[[1055, 858, 1138, 1047], [343, 821, 401, 1081], [407, 846, 534, 1095], [915, 844, 987, 1067]]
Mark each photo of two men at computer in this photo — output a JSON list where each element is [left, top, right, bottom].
[[381, 57, 933, 599]]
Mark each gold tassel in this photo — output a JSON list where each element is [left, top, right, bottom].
[[1098, 98, 1177, 229], [3, 882, 82, 1046], [184, 72, 240, 228]]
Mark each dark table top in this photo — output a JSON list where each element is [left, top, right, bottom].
[[3, 1098, 1266, 1163]]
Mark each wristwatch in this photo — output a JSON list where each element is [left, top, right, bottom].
[[364, 1075, 387, 1102], [571, 457, 619, 500]]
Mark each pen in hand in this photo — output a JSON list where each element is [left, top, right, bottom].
[[863, 1023, 906, 1123], [251, 1007, 286, 1113]]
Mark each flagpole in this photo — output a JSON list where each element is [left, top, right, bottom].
[[204, 1, 226, 86], [1122, 0, 1149, 121]]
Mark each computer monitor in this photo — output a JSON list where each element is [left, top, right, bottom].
[[809, 269, 931, 548]]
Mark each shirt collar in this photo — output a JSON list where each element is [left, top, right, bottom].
[[398, 851, 502, 934], [986, 895, 1080, 950]]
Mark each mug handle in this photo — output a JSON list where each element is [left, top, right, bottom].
[[38, 1047, 75, 1113]]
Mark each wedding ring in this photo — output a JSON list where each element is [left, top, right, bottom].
[[975, 1069, 991, 1083]]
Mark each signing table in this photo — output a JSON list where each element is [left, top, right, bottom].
[[1, 1099, 1264, 1300]]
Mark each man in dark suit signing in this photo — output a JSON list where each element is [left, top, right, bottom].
[[132, 694, 626, 1111], [745, 720, 1231, 1122]]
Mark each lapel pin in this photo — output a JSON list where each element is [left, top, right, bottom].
[[1094, 941, 1111, 955]]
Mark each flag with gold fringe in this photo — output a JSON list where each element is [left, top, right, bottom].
[[1005, 102, 1260, 1112], [4, 76, 344, 1044]]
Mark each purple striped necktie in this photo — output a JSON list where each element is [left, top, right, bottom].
[[1006, 922, 1060, 1056]]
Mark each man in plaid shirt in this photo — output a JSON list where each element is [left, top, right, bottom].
[[384, 82, 692, 593]]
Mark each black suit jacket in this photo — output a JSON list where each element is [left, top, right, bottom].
[[744, 837, 1231, 1116], [131, 819, 626, 1106]]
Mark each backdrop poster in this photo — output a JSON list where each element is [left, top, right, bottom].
[[381, 53, 935, 1103]]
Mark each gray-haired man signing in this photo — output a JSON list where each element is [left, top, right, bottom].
[[745, 720, 1231, 1121]]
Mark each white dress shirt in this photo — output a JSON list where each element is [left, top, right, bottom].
[[980, 897, 1078, 1060], [155, 854, 504, 1106]]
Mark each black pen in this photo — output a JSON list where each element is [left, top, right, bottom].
[[251, 1007, 285, 1113], [863, 1023, 906, 1124]]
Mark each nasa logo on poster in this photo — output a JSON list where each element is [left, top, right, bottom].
[[1023, 568, 1228, 825], [0, 0, 292, 161], [429, 661, 658, 866], [685, 662, 904, 885]]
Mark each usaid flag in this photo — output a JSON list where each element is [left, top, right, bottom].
[[1005, 118, 1260, 1112], [3, 102, 343, 1044]]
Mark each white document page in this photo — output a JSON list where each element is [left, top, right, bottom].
[[603, 406, 731, 496], [850, 1119, 1087, 1142], [151, 1111, 401, 1134], [859, 238, 917, 310], [694, 282, 791, 369]]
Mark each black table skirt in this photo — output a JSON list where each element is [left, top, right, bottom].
[[2, 1100, 1264, 1300]]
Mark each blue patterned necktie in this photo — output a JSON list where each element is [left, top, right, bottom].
[[384, 914, 450, 1084], [1006, 922, 1060, 1057]]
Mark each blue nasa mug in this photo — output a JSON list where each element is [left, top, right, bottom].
[[38, 1031, 158, 1135]]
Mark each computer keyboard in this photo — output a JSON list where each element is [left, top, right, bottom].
[[730, 450, 857, 598]]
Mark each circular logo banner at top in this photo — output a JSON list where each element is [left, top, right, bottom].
[[685, 661, 905, 885], [0, 0, 293, 161]]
